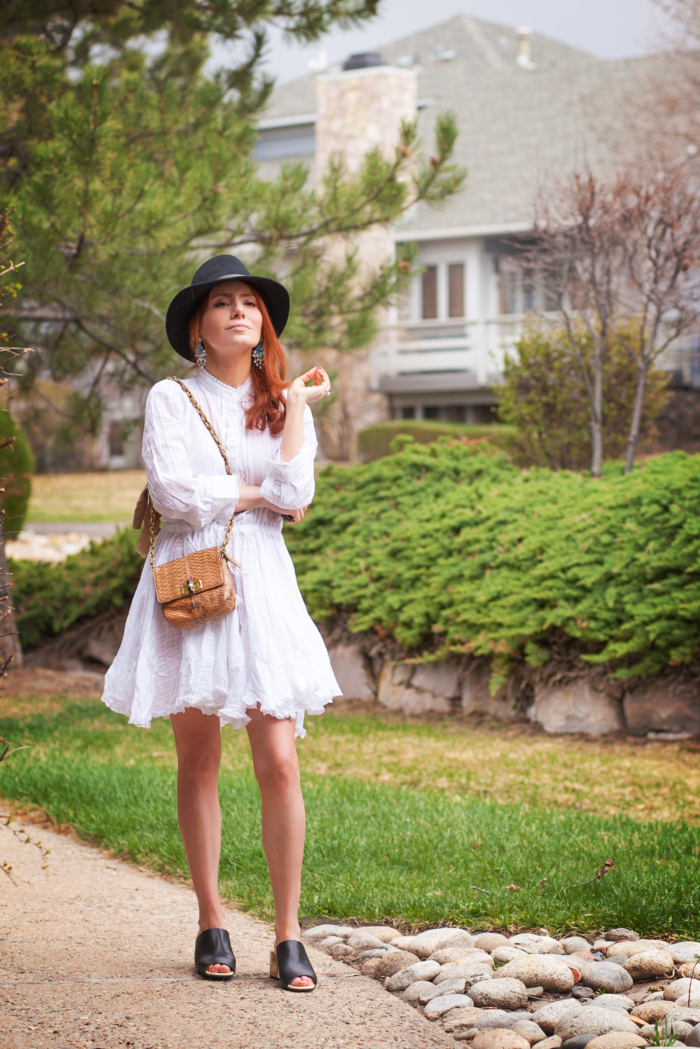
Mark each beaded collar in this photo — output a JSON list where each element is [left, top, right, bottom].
[[196, 368, 252, 401]]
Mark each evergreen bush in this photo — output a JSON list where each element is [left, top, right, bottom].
[[9, 528, 141, 648], [285, 440, 700, 686], [11, 443, 700, 689], [357, 420, 515, 461], [0, 411, 34, 537]]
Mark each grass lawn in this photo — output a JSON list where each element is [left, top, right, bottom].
[[26, 470, 147, 523], [1, 692, 699, 937]]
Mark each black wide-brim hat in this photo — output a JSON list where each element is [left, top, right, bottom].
[[165, 254, 290, 361]]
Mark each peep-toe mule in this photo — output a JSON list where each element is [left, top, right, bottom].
[[270, 940, 317, 992], [194, 927, 236, 980]]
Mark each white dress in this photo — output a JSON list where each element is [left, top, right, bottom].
[[101, 368, 341, 738]]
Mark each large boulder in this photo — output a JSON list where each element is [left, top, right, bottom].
[[510, 1020, 547, 1044], [470, 1033, 530, 1049], [623, 950, 674, 981], [346, 931, 388, 950], [624, 679, 700, 735], [474, 933, 511, 952], [531, 680, 624, 734], [377, 661, 451, 714], [367, 950, 421, 978], [433, 961, 493, 986], [385, 959, 441, 991], [605, 938, 669, 958], [327, 643, 375, 701], [631, 1001, 675, 1023], [531, 1000, 581, 1035], [400, 980, 438, 1002], [580, 962, 633, 993], [664, 978, 700, 1005], [424, 993, 475, 1018], [585, 1036, 646, 1049], [411, 660, 461, 699], [560, 938, 592, 955], [496, 956, 575, 993], [461, 662, 519, 719], [668, 942, 700, 965], [553, 1006, 639, 1040], [442, 1007, 492, 1033], [471, 978, 529, 1010]]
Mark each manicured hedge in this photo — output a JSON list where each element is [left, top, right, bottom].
[[357, 420, 515, 461], [285, 441, 700, 684], [9, 528, 142, 648], [11, 442, 700, 687]]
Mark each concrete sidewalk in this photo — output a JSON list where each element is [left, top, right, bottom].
[[0, 814, 454, 1049]]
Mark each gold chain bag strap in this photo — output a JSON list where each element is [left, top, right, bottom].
[[148, 376, 238, 630]]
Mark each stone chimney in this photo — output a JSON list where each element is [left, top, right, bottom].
[[309, 56, 419, 459], [314, 55, 418, 179]]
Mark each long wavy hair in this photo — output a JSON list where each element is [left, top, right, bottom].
[[188, 286, 288, 436]]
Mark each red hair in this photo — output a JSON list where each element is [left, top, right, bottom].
[[188, 287, 288, 435]]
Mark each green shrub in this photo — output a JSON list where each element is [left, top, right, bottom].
[[0, 411, 34, 537], [357, 419, 515, 462], [10, 528, 142, 648], [498, 324, 669, 471], [285, 439, 700, 685]]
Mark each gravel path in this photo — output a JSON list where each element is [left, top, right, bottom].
[[0, 815, 453, 1049]]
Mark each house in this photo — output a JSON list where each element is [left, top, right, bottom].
[[256, 14, 680, 428]]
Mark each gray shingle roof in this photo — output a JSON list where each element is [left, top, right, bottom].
[[259, 14, 655, 233]]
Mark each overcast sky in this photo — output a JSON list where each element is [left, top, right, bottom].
[[210, 0, 669, 84]]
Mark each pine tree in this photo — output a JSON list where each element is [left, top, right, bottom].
[[0, 5, 465, 451]]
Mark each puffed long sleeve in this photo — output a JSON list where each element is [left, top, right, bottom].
[[143, 381, 239, 528], [259, 404, 317, 511]]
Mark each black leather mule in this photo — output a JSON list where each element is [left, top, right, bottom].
[[270, 940, 317, 992], [194, 928, 236, 980]]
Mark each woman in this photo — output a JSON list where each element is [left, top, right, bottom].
[[102, 254, 340, 992]]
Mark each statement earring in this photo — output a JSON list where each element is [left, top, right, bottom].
[[194, 338, 206, 370], [252, 341, 264, 369]]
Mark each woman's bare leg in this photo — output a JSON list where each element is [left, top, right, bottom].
[[245, 707, 312, 988], [170, 707, 230, 974]]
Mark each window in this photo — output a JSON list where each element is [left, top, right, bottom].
[[109, 421, 125, 457], [423, 406, 440, 420], [255, 125, 315, 160], [401, 406, 416, 420], [421, 266, 438, 319], [523, 268, 535, 312], [498, 271, 518, 315], [448, 263, 465, 317]]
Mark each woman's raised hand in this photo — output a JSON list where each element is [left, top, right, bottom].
[[288, 367, 331, 405]]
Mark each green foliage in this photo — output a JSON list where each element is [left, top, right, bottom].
[[285, 440, 700, 682], [9, 528, 142, 647], [357, 420, 515, 462], [2, 697, 700, 935], [0, 15, 464, 444], [0, 411, 33, 536], [498, 324, 670, 471]]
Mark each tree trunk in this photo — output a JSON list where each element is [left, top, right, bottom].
[[590, 333, 605, 477], [624, 359, 648, 475], [0, 516, 22, 671]]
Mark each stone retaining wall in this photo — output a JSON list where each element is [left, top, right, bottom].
[[327, 642, 700, 738]]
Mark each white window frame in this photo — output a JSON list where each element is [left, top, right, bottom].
[[412, 257, 468, 322]]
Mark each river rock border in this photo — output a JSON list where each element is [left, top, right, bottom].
[[327, 641, 700, 740], [302, 924, 700, 1047]]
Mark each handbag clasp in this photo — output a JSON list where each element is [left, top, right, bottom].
[[179, 578, 203, 597]]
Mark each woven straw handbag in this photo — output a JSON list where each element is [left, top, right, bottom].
[[144, 376, 238, 629]]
